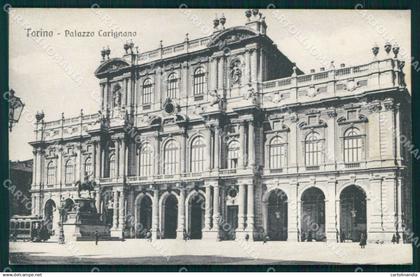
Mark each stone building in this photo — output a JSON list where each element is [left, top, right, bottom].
[[10, 159, 33, 216], [29, 10, 411, 243]]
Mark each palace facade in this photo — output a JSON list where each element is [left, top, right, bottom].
[[29, 10, 411, 243]]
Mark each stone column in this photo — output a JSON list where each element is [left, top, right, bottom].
[[214, 126, 220, 170], [246, 183, 254, 239], [76, 144, 82, 181], [32, 149, 38, 188], [287, 183, 298, 241], [248, 120, 255, 168], [325, 180, 338, 242], [245, 49, 251, 84], [210, 57, 218, 92], [95, 189, 101, 214], [112, 190, 119, 230], [93, 141, 100, 179], [152, 188, 159, 239], [177, 187, 186, 239], [119, 190, 125, 234], [250, 48, 257, 85], [180, 132, 186, 174], [217, 57, 224, 92], [238, 183, 246, 232], [206, 126, 212, 171], [115, 139, 120, 177], [57, 148, 63, 188], [154, 135, 159, 176], [120, 138, 127, 178], [239, 122, 246, 168], [212, 183, 220, 234], [204, 185, 212, 230]]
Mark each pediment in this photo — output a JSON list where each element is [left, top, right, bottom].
[[207, 27, 258, 48], [95, 58, 130, 78]]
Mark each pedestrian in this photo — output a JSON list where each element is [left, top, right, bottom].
[[263, 234, 269, 244], [396, 233, 401, 244], [245, 234, 249, 241], [359, 233, 367, 249], [340, 230, 346, 243], [183, 229, 188, 242], [146, 230, 152, 242], [95, 230, 99, 245], [307, 230, 313, 242], [392, 234, 396, 244]]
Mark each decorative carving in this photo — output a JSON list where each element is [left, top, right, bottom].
[[345, 79, 358, 91], [289, 112, 298, 123], [367, 101, 382, 113], [210, 90, 221, 106], [243, 83, 257, 104], [326, 109, 337, 118], [383, 98, 394, 111], [307, 86, 317, 97], [230, 59, 242, 85]]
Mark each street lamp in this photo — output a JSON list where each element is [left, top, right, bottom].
[[8, 89, 25, 132]]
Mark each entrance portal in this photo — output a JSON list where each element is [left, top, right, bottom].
[[226, 206, 238, 240], [44, 199, 56, 233], [267, 189, 288, 241], [163, 194, 178, 239], [340, 185, 367, 242], [301, 187, 325, 241], [189, 193, 205, 239], [137, 196, 152, 238]]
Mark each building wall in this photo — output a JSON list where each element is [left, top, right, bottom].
[[28, 12, 411, 243]]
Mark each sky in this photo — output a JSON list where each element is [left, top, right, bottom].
[[9, 8, 411, 161]]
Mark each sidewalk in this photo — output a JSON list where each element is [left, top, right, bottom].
[[9, 240, 413, 265]]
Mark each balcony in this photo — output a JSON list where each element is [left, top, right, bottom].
[[220, 168, 237, 175], [262, 57, 406, 108], [345, 162, 361, 169], [305, 166, 320, 171]]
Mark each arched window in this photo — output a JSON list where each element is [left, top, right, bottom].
[[269, 136, 287, 169], [344, 127, 363, 163], [305, 132, 322, 167], [167, 73, 179, 99], [164, 140, 179, 175], [84, 157, 93, 178], [64, 160, 74, 184], [227, 140, 240, 169], [139, 143, 153, 177], [142, 79, 153, 104], [46, 161, 56, 185], [190, 137, 205, 173], [193, 67, 206, 96], [109, 154, 116, 178]]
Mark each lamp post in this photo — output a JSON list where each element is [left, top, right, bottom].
[[8, 89, 25, 132], [58, 181, 65, 244]]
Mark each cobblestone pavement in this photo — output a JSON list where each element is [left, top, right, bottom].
[[9, 240, 412, 265]]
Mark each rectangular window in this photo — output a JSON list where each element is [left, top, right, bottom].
[[167, 77, 179, 99], [347, 110, 357, 120], [308, 115, 317, 125], [142, 82, 153, 104]]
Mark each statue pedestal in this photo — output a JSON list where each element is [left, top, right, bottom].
[[63, 198, 111, 241]]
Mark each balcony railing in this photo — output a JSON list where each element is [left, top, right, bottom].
[[345, 162, 361, 169]]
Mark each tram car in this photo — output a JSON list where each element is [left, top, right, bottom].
[[9, 215, 50, 242]]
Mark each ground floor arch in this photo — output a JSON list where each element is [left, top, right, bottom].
[[187, 192, 205, 239], [135, 194, 153, 238], [301, 187, 326, 241], [44, 199, 57, 234], [163, 194, 178, 239], [266, 189, 288, 241], [340, 185, 367, 242]]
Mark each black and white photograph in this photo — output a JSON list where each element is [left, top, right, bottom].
[[5, 6, 415, 267]]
